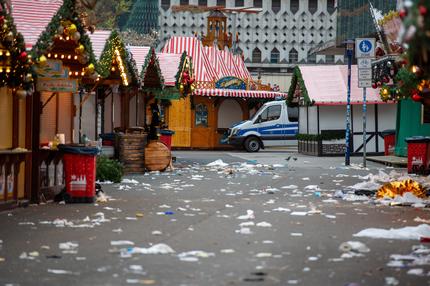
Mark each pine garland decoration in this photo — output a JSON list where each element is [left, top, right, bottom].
[[31, 0, 96, 69], [0, 1, 33, 91], [287, 66, 312, 106], [97, 30, 139, 85], [141, 47, 164, 87]]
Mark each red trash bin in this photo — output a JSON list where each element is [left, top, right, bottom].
[[159, 130, 175, 151], [406, 137, 430, 175], [60, 145, 99, 203], [382, 130, 396, 156]]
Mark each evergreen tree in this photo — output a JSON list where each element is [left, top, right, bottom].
[[124, 0, 159, 35]]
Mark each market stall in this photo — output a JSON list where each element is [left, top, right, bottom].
[[288, 65, 396, 156], [0, 0, 34, 208], [161, 36, 288, 149], [14, 0, 98, 201]]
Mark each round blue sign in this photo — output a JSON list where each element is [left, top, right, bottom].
[[359, 40, 372, 53]]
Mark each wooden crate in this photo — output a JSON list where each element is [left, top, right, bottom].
[[118, 133, 147, 174]]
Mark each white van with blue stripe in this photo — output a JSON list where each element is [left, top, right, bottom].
[[226, 100, 298, 152]]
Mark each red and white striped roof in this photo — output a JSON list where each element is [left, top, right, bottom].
[[194, 88, 288, 99], [156, 53, 182, 87], [233, 54, 252, 81], [128, 46, 151, 74], [162, 36, 217, 83], [203, 45, 230, 78], [11, 0, 63, 49], [88, 30, 111, 60]]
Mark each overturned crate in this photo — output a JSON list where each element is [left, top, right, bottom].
[[118, 128, 148, 174]]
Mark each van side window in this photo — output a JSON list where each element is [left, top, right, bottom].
[[257, 105, 281, 123], [287, 106, 298, 122]]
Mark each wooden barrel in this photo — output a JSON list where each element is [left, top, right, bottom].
[[144, 141, 171, 172]]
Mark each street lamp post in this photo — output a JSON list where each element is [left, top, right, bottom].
[[345, 40, 354, 166]]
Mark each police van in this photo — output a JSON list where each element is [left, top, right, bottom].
[[226, 100, 298, 152]]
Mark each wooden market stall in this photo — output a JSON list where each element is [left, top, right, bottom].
[[0, 0, 34, 209], [161, 36, 288, 149], [14, 0, 98, 202]]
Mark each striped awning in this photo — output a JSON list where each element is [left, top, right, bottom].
[[11, 0, 63, 49], [233, 54, 252, 81], [162, 36, 217, 83], [157, 53, 182, 87], [194, 88, 288, 99], [88, 30, 111, 60]]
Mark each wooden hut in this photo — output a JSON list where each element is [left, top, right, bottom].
[[161, 36, 288, 149], [0, 0, 34, 209], [13, 0, 98, 202]]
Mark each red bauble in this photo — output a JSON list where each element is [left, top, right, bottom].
[[412, 93, 423, 102], [372, 83, 378, 89], [383, 77, 390, 83], [399, 9, 407, 19], [188, 78, 195, 85], [19, 51, 27, 61], [419, 5, 428, 16]]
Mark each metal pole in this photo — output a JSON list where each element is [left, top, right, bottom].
[[363, 87, 367, 168], [345, 49, 352, 166]]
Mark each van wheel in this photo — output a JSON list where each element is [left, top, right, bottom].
[[244, 137, 261, 152]]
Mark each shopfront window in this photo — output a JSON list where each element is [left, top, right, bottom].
[[195, 104, 208, 127]]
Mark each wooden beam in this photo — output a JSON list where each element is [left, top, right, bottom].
[[12, 90, 19, 148], [31, 91, 41, 203]]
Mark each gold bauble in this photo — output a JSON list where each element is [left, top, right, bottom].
[[190, 84, 195, 93], [179, 84, 184, 93], [5, 31, 13, 42], [87, 63, 95, 74], [75, 44, 85, 55], [72, 31, 81, 41], [38, 55, 47, 65], [68, 24, 77, 35]]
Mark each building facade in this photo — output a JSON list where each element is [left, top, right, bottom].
[[159, 0, 338, 82]]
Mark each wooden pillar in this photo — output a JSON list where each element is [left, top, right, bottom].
[[31, 91, 41, 203], [25, 93, 32, 200], [12, 90, 19, 148]]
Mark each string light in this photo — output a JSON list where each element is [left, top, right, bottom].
[[115, 48, 128, 86]]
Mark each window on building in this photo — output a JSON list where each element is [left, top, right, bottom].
[[307, 53, 316, 63], [235, 0, 244, 7], [272, 0, 281, 13], [309, 0, 318, 14], [198, 0, 207, 6], [216, 0, 226, 7], [252, 48, 262, 63], [326, 55, 334, 63], [289, 48, 298, 63], [254, 0, 262, 8], [327, 0, 335, 14], [270, 48, 280, 63], [195, 104, 208, 127], [161, 0, 170, 10], [290, 0, 299, 14], [180, 0, 189, 5]]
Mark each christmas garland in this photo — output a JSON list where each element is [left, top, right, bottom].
[[97, 30, 139, 85], [141, 47, 164, 87], [31, 0, 96, 71], [287, 66, 312, 106], [0, 1, 33, 93]]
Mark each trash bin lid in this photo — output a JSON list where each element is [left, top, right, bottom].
[[58, 144, 99, 155], [160, 129, 175, 135], [405, 136, 430, 143], [381, 129, 396, 137]]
